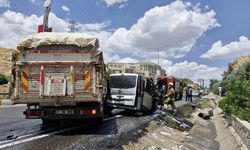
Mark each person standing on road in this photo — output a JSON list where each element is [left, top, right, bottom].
[[188, 87, 193, 102], [185, 87, 189, 101], [218, 86, 223, 96], [163, 83, 177, 114]]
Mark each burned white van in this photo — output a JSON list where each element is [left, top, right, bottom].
[[106, 73, 156, 112]]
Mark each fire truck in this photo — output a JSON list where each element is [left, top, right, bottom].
[[155, 75, 184, 103]]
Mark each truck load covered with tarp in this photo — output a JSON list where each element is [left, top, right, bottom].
[[10, 32, 107, 122]]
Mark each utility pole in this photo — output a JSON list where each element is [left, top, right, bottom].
[[157, 49, 159, 66], [68, 20, 78, 33], [148, 44, 169, 66], [179, 68, 182, 79]]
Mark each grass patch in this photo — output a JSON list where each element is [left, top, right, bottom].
[[197, 100, 211, 109]]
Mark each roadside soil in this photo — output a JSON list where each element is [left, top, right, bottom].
[[123, 94, 247, 150]]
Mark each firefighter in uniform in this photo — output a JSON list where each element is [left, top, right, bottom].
[[163, 83, 177, 114]]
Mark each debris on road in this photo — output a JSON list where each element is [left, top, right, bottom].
[[6, 134, 18, 140]]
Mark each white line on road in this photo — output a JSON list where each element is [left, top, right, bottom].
[[0, 124, 83, 149], [103, 115, 123, 122], [0, 115, 123, 149]]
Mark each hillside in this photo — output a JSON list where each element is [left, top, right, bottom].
[[231, 56, 250, 71], [0, 47, 12, 79]]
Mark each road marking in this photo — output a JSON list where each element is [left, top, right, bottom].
[[0, 124, 84, 149], [103, 115, 123, 122], [0, 115, 123, 149]]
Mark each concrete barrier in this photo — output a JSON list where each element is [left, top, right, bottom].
[[0, 99, 12, 106], [226, 115, 250, 149], [0, 99, 25, 107]]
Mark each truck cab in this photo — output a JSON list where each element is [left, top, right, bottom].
[[106, 73, 156, 112]]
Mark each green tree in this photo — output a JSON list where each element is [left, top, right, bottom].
[[220, 81, 250, 121], [209, 79, 219, 90], [0, 74, 8, 85], [222, 62, 234, 80]]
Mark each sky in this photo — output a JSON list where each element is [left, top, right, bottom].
[[0, 0, 250, 86]]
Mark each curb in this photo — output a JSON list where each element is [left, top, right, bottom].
[[0, 99, 12, 106]]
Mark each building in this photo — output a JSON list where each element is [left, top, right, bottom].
[[107, 62, 166, 77], [198, 79, 205, 88]]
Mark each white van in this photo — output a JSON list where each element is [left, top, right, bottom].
[[106, 73, 156, 112]]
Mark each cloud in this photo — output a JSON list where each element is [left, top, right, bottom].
[[79, 21, 110, 32], [31, 0, 40, 5], [0, 0, 10, 8], [0, 10, 111, 49], [201, 36, 250, 59], [150, 58, 173, 69], [104, 1, 220, 59], [118, 3, 128, 9], [117, 57, 139, 63], [62, 5, 70, 14], [103, 0, 127, 7], [165, 61, 222, 86]]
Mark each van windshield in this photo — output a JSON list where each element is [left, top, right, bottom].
[[110, 76, 136, 89]]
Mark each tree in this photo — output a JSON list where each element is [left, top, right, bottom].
[[222, 62, 234, 80], [0, 74, 8, 85], [209, 79, 219, 90]]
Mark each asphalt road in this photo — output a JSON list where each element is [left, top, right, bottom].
[[0, 96, 199, 150]]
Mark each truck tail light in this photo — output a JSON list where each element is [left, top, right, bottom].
[[24, 110, 44, 116], [80, 109, 97, 115]]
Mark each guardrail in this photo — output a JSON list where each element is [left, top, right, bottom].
[[0, 92, 9, 99], [0, 99, 12, 106], [226, 115, 250, 149], [0, 92, 11, 106]]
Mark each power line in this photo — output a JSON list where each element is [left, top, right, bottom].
[[148, 44, 169, 66]]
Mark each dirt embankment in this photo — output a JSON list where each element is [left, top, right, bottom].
[[0, 47, 12, 78], [231, 56, 250, 71], [123, 94, 247, 150], [0, 47, 12, 93]]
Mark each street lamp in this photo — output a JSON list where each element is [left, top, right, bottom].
[[148, 44, 169, 66]]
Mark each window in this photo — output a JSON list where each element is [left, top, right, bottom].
[[110, 76, 136, 89]]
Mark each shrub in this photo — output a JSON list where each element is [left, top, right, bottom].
[[0, 74, 8, 85], [211, 81, 222, 95], [220, 80, 250, 121]]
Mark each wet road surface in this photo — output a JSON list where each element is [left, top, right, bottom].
[[0, 97, 199, 150]]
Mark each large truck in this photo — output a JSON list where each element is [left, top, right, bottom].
[[10, 32, 107, 123], [105, 73, 157, 113]]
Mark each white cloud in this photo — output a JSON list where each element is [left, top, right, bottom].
[[62, 5, 70, 14], [104, 0, 127, 7], [150, 58, 173, 69], [118, 3, 128, 9], [201, 36, 250, 59], [0, 0, 10, 8], [79, 21, 110, 32], [31, 0, 40, 5], [0, 10, 111, 49], [117, 57, 139, 63], [165, 61, 222, 86], [104, 1, 220, 59]]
